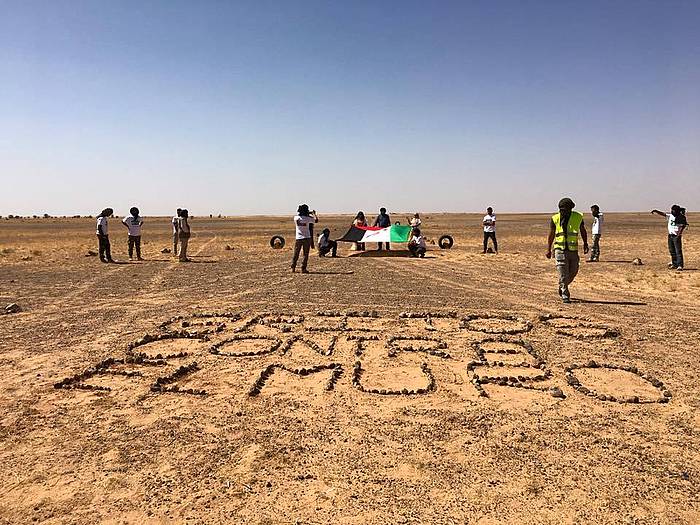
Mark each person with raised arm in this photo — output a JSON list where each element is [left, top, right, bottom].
[[291, 204, 318, 273], [652, 205, 687, 271]]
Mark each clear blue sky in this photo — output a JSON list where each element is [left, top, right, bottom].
[[1, 0, 699, 216]]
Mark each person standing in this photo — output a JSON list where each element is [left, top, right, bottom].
[[172, 208, 182, 256], [652, 205, 687, 270], [177, 209, 191, 262], [408, 228, 427, 258], [318, 228, 338, 257], [373, 207, 391, 250], [482, 207, 498, 254], [546, 198, 589, 303], [291, 204, 318, 273], [122, 207, 144, 261], [589, 205, 603, 262], [96, 208, 114, 263], [408, 213, 422, 228], [352, 211, 368, 251]]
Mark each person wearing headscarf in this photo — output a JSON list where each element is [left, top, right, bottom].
[[546, 198, 589, 303], [172, 208, 182, 256], [352, 211, 368, 251], [652, 205, 688, 270], [317, 228, 338, 257], [96, 208, 114, 263], [588, 204, 603, 262]]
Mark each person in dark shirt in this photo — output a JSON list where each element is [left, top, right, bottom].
[[373, 207, 391, 250]]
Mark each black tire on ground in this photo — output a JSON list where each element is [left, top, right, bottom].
[[438, 235, 454, 249], [270, 235, 285, 249]]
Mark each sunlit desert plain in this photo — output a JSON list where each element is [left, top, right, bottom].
[[1, 213, 698, 524]]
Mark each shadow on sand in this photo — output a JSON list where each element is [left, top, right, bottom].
[[348, 250, 436, 259], [305, 270, 355, 275], [572, 298, 647, 306]]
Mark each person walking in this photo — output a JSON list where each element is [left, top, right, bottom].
[[546, 198, 589, 303], [172, 208, 182, 256], [589, 204, 603, 262], [318, 228, 338, 257], [122, 207, 144, 260], [482, 207, 498, 254], [291, 204, 318, 273], [96, 208, 114, 263], [352, 211, 368, 251], [177, 209, 191, 262], [652, 205, 687, 270], [373, 207, 391, 250]]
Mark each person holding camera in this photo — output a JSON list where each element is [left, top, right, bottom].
[[291, 204, 318, 273]]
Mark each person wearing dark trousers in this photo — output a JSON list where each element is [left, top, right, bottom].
[[589, 204, 603, 261], [96, 208, 114, 263], [291, 204, 318, 273], [172, 208, 182, 256], [482, 207, 497, 253], [122, 206, 144, 260], [373, 207, 391, 250], [652, 205, 687, 270], [318, 228, 338, 257], [408, 228, 427, 258]]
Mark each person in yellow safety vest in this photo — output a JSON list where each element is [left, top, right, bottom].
[[546, 197, 589, 303]]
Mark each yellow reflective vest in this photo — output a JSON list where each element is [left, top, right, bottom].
[[552, 211, 583, 251]]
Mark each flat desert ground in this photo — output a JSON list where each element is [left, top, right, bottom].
[[1, 213, 699, 525]]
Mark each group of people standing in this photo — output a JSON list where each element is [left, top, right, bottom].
[[94, 207, 191, 263]]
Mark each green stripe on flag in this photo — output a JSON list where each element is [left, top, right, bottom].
[[389, 225, 412, 243]]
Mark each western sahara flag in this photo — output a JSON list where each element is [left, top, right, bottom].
[[337, 224, 412, 244]]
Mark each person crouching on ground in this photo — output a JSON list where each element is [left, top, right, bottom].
[[96, 208, 114, 263], [546, 198, 588, 303], [652, 205, 687, 270], [408, 228, 427, 258], [177, 209, 191, 262], [172, 208, 182, 256], [482, 207, 497, 254], [122, 206, 144, 260], [291, 204, 318, 273], [589, 204, 603, 262], [318, 228, 338, 257]]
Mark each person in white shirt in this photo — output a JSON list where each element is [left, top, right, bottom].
[[291, 204, 318, 273], [96, 208, 114, 263], [408, 213, 422, 228], [482, 207, 498, 254], [172, 208, 182, 256], [652, 205, 688, 270], [408, 228, 427, 258], [589, 205, 603, 262], [318, 228, 337, 257], [122, 206, 144, 260], [177, 209, 192, 262]]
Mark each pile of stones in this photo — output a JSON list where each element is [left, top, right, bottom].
[[565, 361, 672, 403]]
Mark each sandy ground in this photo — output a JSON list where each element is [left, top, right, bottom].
[[0, 212, 698, 524]]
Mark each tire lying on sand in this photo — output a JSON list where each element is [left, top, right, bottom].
[[438, 235, 454, 249], [270, 235, 285, 249]]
